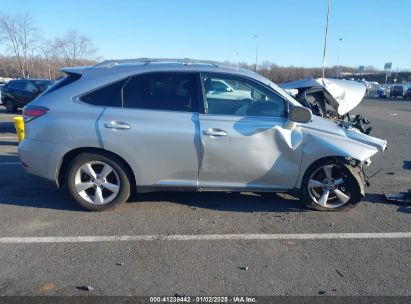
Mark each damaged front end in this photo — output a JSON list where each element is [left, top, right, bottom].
[[282, 78, 372, 135]]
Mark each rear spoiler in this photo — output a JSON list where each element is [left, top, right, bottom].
[[59, 66, 92, 75]]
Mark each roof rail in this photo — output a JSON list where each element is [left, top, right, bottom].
[[93, 58, 235, 70]]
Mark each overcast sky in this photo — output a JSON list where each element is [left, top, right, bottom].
[[2, 0, 410, 69]]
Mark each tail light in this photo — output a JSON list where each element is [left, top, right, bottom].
[[23, 105, 49, 123]]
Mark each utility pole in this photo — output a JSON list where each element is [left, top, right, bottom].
[[322, 0, 331, 80], [337, 37, 342, 78], [255, 33, 259, 72]]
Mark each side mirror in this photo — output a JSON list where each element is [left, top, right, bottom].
[[289, 106, 312, 123], [226, 87, 233, 92]]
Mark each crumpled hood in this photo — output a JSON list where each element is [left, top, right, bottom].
[[281, 78, 367, 115]]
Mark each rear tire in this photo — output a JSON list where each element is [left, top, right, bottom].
[[66, 152, 131, 211], [300, 159, 362, 211]]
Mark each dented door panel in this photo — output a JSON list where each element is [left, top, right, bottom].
[[198, 114, 303, 191]]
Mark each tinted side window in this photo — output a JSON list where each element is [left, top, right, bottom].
[[24, 81, 37, 93], [123, 73, 197, 112], [34, 81, 53, 92], [80, 79, 127, 107], [201, 74, 287, 117]]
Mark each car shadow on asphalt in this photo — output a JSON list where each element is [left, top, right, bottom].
[[2, 189, 307, 213], [1, 175, 307, 213], [130, 191, 307, 213], [2, 185, 410, 214], [1, 189, 85, 212], [0, 177, 84, 212]]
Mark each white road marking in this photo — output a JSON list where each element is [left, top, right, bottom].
[[0, 162, 20, 165], [0, 137, 17, 139], [0, 232, 410, 244]]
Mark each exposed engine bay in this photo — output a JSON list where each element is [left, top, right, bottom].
[[281, 78, 372, 134]]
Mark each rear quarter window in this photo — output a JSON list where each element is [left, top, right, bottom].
[[79, 78, 128, 107]]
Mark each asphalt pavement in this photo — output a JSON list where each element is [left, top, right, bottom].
[[0, 99, 409, 297]]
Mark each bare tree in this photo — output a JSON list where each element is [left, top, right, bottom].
[[38, 39, 59, 79], [54, 30, 97, 66], [0, 13, 38, 78]]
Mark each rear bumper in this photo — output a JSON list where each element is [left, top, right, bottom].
[[18, 138, 68, 186]]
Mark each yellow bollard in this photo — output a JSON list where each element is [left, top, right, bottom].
[[13, 116, 25, 143]]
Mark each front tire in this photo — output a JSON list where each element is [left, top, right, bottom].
[[301, 159, 362, 211], [66, 152, 131, 211]]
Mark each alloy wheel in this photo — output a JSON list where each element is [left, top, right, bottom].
[[307, 164, 351, 209], [74, 161, 120, 205]]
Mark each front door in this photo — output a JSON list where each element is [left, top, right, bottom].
[[198, 73, 303, 191], [20, 81, 38, 106]]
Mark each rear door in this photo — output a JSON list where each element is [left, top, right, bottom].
[[94, 72, 201, 189], [198, 73, 303, 191]]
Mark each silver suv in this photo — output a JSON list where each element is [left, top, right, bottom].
[[19, 59, 387, 211]]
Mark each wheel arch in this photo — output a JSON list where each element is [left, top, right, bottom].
[[293, 155, 365, 197], [57, 147, 137, 193]]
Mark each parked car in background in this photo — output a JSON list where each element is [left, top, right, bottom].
[[19, 58, 387, 212], [404, 87, 411, 99], [1, 79, 53, 112], [205, 78, 252, 101], [377, 88, 388, 98], [390, 85, 405, 98]]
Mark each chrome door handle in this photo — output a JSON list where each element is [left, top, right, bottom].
[[104, 121, 131, 130], [202, 128, 228, 137]]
